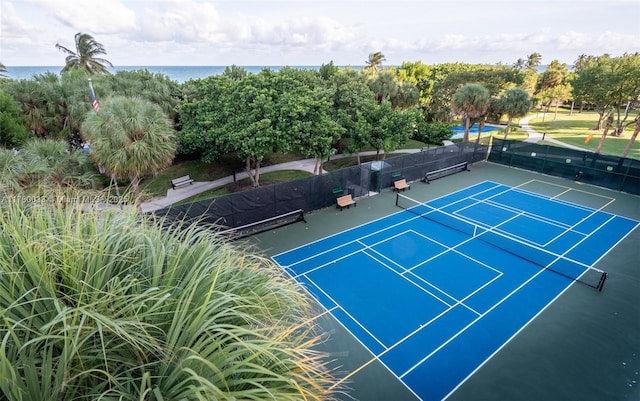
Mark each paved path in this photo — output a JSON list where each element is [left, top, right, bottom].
[[520, 114, 589, 151], [141, 158, 321, 212], [141, 120, 581, 212], [141, 150, 418, 212]]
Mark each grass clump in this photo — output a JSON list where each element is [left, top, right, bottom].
[[0, 193, 341, 400]]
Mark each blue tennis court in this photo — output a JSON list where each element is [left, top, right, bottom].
[[272, 181, 639, 401]]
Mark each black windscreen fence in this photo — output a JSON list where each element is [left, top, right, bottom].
[[152, 142, 488, 230], [488, 139, 640, 195]]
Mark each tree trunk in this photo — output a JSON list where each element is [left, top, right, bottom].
[[245, 156, 260, 187], [621, 121, 640, 158], [476, 119, 485, 144], [314, 157, 322, 175], [463, 115, 470, 142], [503, 116, 513, 140], [569, 101, 574, 115], [553, 101, 559, 121], [595, 110, 605, 130], [595, 118, 613, 154]]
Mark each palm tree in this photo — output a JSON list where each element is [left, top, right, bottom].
[[56, 32, 113, 75], [365, 51, 386, 73], [451, 83, 490, 142], [0, 197, 340, 400], [499, 88, 533, 139], [0, 61, 7, 78], [81, 96, 177, 198], [526, 52, 542, 70]]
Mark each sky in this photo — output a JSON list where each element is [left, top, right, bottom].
[[1, 0, 639, 67]]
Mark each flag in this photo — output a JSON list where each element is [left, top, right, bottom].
[[88, 79, 100, 112], [585, 134, 594, 144]]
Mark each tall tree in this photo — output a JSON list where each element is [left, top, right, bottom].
[[451, 83, 490, 142], [621, 116, 640, 158], [81, 96, 177, 197], [0, 90, 31, 147], [0, 62, 7, 78], [571, 53, 640, 131], [536, 60, 571, 120], [498, 88, 532, 139], [365, 51, 386, 73], [526, 52, 542, 70], [56, 32, 113, 75]]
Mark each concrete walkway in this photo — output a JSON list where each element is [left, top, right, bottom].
[[141, 158, 322, 212], [141, 119, 580, 212], [520, 114, 589, 151]]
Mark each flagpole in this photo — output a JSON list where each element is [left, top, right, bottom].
[[88, 78, 121, 200]]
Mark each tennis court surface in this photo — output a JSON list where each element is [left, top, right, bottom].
[[272, 180, 639, 401]]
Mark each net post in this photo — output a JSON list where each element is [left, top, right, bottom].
[[597, 272, 608, 292], [395, 192, 400, 207]]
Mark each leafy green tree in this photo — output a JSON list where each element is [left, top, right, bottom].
[[498, 88, 533, 139], [395, 60, 434, 109], [571, 53, 640, 132], [293, 95, 345, 174], [56, 32, 113, 75], [0, 197, 340, 400], [425, 63, 524, 122], [536, 60, 571, 120], [357, 101, 414, 159], [451, 83, 490, 142], [81, 96, 177, 197], [0, 89, 31, 147], [176, 75, 233, 158], [412, 120, 455, 146], [0, 62, 7, 78], [320, 68, 377, 161]]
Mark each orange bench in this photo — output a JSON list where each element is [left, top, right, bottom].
[[336, 194, 356, 210], [394, 179, 410, 192]]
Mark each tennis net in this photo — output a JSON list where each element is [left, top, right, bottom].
[[218, 209, 306, 239], [395, 193, 608, 291]]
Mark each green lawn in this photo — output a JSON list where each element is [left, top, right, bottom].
[[140, 151, 306, 197], [527, 110, 639, 159]]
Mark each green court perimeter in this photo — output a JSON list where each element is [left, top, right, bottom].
[[251, 161, 640, 401]]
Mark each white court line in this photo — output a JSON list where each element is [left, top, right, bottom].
[[359, 247, 456, 309], [404, 209, 622, 380], [303, 272, 389, 350], [272, 180, 504, 261]]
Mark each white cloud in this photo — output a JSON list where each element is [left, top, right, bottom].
[[1, 0, 638, 66], [27, 0, 137, 34]]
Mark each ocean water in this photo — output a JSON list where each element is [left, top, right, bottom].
[[3, 65, 358, 83]]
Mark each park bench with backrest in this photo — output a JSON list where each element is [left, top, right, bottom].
[[171, 175, 194, 189], [394, 179, 410, 192], [336, 194, 356, 210]]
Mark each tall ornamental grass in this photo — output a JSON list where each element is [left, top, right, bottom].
[[0, 196, 339, 400]]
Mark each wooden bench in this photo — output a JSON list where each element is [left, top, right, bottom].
[[171, 175, 194, 189], [336, 194, 356, 210], [394, 179, 410, 192]]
